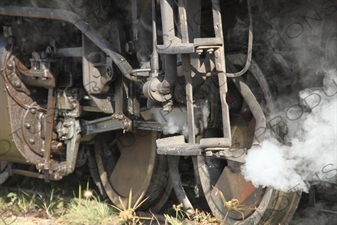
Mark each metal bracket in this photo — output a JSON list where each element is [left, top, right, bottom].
[[82, 35, 114, 114]]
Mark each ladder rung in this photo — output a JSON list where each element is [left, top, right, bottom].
[[194, 37, 223, 46]]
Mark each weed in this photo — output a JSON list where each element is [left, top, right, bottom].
[[36, 188, 66, 218], [110, 189, 153, 225], [213, 186, 251, 222], [6, 191, 36, 215], [164, 204, 220, 225]]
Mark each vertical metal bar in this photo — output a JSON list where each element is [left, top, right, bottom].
[[218, 72, 231, 143], [179, 0, 195, 144], [44, 88, 55, 169], [160, 0, 177, 93], [132, 0, 138, 41], [182, 56, 195, 143], [211, 0, 223, 39], [185, 0, 201, 74], [160, 0, 175, 44], [178, 0, 189, 43], [212, 0, 231, 144], [151, 0, 159, 77]]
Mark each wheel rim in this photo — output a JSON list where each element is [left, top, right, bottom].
[[95, 130, 171, 211]]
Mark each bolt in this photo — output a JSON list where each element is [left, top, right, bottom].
[[218, 151, 225, 157], [7, 62, 13, 70], [24, 123, 31, 129], [14, 81, 21, 88], [205, 151, 213, 157], [29, 138, 35, 145], [30, 109, 36, 114], [92, 67, 101, 78], [125, 41, 134, 55], [207, 48, 214, 54], [196, 49, 203, 55]]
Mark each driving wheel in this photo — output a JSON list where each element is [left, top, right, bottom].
[[95, 130, 171, 212], [195, 56, 301, 224]]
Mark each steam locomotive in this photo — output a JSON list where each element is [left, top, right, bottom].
[[0, 0, 336, 223]]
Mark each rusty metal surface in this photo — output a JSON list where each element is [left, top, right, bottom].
[[21, 108, 44, 156], [5, 57, 31, 95], [15, 57, 56, 88], [213, 167, 265, 219], [0, 46, 35, 164]]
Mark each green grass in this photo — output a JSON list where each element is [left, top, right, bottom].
[[58, 198, 117, 225]]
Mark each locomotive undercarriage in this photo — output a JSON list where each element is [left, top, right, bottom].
[[1, 0, 336, 223]]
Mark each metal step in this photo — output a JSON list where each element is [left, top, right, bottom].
[[156, 135, 245, 163]]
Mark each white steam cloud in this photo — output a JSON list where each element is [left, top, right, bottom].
[[242, 69, 337, 192], [151, 100, 210, 137]]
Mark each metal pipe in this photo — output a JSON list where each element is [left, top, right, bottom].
[[226, 0, 253, 78], [151, 0, 159, 77], [232, 76, 266, 145], [159, 0, 177, 94], [226, 58, 266, 145], [160, 0, 175, 44], [0, 6, 142, 82]]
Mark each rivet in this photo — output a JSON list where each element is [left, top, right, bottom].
[[29, 138, 35, 145], [14, 81, 21, 88]]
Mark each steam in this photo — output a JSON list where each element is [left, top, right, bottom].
[[242, 69, 337, 192], [151, 100, 210, 137]]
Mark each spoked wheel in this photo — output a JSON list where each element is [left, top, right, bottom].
[[95, 130, 171, 212], [195, 58, 301, 224]]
